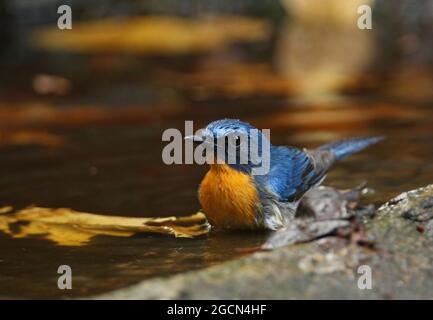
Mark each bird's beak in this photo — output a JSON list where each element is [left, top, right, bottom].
[[184, 134, 204, 144]]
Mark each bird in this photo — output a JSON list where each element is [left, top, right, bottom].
[[186, 119, 383, 231]]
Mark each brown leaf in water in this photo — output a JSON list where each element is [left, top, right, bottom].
[[0, 103, 173, 128], [0, 207, 210, 246], [0, 206, 13, 214], [0, 130, 64, 148], [32, 16, 270, 55]]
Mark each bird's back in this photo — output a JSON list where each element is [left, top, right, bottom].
[[254, 136, 383, 229]]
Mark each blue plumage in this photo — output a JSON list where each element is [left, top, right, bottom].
[[318, 136, 384, 160], [200, 119, 382, 201], [266, 136, 383, 202], [196, 119, 383, 230], [266, 146, 313, 201]]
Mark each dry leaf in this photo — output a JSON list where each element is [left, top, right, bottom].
[[0, 206, 13, 214], [33, 16, 270, 55], [0, 103, 173, 128], [0, 206, 210, 246], [0, 130, 64, 148]]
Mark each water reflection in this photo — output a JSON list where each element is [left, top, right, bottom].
[[0, 230, 269, 299]]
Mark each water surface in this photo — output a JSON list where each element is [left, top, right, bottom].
[[0, 99, 432, 298]]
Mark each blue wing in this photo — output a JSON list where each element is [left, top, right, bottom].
[[266, 146, 328, 202], [264, 136, 383, 202]]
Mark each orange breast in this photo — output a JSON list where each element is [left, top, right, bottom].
[[199, 164, 261, 230]]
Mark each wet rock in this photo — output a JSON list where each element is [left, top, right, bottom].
[[396, 189, 433, 236], [297, 186, 353, 219], [263, 185, 374, 250], [95, 184, 433, 299], [261, 219, 350, 250]]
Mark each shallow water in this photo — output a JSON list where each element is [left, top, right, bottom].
[[0, 9, 432, 298], [0, 98, 432, 298]]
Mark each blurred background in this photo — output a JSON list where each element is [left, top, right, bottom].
[[0, 0, 433, 298]]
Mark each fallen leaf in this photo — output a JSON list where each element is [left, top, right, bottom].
[[0, 103, 173, 128], [0, 130, 64, 148], [0, 206, 13, 214], [33, 16, 270, 55], [0, 207, 210, 246]]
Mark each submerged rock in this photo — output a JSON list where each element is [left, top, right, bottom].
[[95, 184, 433, 299]]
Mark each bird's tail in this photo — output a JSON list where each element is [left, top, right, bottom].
[[318, 136, 384, 160]]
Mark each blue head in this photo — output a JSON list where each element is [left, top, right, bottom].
[[189, 119, 270, 174]]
